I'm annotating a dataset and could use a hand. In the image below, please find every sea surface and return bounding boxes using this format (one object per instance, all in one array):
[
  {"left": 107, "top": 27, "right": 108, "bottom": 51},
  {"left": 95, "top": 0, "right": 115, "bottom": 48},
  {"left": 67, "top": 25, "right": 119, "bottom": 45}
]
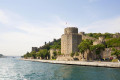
[{"left": 0, "top": 57, "right": 120, "bottom": 80}]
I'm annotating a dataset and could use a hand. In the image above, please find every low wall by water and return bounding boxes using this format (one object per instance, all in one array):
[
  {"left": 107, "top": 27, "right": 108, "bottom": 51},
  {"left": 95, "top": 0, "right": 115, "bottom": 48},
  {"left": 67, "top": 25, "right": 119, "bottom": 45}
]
[{"left": 21, "top": 59, "right": 120, "bottom": 68}]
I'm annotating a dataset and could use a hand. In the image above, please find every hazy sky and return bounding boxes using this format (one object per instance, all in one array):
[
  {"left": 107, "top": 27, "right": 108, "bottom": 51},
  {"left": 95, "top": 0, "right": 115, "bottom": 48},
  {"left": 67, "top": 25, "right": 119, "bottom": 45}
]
[{"left": 0, "top": 0, "right": 120, "bottom": 56}]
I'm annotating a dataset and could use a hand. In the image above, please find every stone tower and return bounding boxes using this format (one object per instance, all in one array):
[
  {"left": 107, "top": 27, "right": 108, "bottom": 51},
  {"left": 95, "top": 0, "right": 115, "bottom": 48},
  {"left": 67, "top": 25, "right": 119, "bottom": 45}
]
[
  {"left": 61, "top": 27, "right": 82, "bottom": 55},
  {"left": 32, "top": 47, "right": 38, "bottom": 52}
]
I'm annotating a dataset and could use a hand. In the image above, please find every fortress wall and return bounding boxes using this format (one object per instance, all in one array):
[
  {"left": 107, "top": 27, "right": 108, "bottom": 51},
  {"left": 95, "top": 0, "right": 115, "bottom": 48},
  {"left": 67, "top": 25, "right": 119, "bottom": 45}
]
[
  {"left": 50, "top": 49, "right": 60, "bottom": 59},
  {"left": 77, "top": 35, "right": 82, "bottom": 46},
  {"left": 72, "top": 34, "right": 82, "bottom": 53},
  {"left": 101, "top": 47, "right": 120, "bottom": 58},
  {"left": 76, "top": 47, "right": 120, "bottom": 61},
  {"left": 32, "top": 47, "right": 38, "bottom": 52},
  {"left": 79, "top": 34, "right": 97, "bottom": 41},
  {"left": 61, "top": 34, "right": 72, "bottom": 55},
  {"left": 50, "top": 49, "right": 56, "bottom": 59},
  {"left": 101, "top": 48, "right": 112, "bottom": 58},
  {"left": 93, "top": 41, "right": 102, "bottom": 45}
]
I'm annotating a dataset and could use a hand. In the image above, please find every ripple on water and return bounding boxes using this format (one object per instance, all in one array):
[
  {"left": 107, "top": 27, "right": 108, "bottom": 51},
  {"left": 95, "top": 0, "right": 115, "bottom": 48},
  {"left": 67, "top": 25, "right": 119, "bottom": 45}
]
[{"left": 0, "top": 58, "right": 120, "bottom": 80}]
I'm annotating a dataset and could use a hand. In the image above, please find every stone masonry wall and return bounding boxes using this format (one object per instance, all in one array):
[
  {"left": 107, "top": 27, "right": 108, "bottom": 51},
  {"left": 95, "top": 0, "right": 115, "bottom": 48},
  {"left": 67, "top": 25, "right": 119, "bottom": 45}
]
[
  {"left": 50, "top": 49, "right": 60, "bottom": 59},
  {"left": 32, "top": 47, "right": 38, "bottom": 52},
  {"left": 61, "top": 27, "right": 82, "bottom": 55},
  {"left": 101, "top": 47, "right": 120, "bottom": 58}
]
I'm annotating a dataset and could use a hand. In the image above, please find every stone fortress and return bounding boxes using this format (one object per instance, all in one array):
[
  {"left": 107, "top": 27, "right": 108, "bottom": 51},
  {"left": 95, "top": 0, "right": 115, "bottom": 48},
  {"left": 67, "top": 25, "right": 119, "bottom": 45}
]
[
  {"left": 56, "top": 27, "right": 119, "bottom": 61},
  {"left": 56, "top": 27, "right": 102, "bottom": 61},
  {"left": 31, "top": 27, "right": 120, "bottom": 61}
]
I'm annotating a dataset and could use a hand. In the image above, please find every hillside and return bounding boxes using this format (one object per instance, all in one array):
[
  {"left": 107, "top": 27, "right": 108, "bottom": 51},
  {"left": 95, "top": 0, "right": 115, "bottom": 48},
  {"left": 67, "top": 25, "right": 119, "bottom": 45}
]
[{"left": 0, "top": 54, "right": 3, "bottom": 58}]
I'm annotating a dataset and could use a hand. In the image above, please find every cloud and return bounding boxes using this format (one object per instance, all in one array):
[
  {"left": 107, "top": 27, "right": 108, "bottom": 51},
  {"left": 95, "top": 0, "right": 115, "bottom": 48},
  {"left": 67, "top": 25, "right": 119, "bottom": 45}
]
[
  {"left": 81, "top": 16, "right": 120, "bottom": 33},
  {"left": 0, "top": 9, "right": 67, "bottom": 56},
  {"left": 0, "top": 10, "right": 9, "bottom": 24},
  {"left": 0, "top": 8, "right": 120, "bottom": 56}
]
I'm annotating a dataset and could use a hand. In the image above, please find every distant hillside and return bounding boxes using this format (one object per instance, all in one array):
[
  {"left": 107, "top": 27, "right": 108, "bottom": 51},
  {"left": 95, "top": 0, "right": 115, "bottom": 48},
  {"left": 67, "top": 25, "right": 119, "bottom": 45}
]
[
  {"left": 0, "top": 54, "right": 3, "bottom": 58},
  {"left": 85, "top": 32, "right": 120, "bottom": 39}
]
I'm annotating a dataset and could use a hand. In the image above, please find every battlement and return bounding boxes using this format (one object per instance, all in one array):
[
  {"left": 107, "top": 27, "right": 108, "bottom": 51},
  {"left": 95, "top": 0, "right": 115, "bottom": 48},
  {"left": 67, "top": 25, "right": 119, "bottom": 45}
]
[
  {"left": 79, "top": 32, "right": 85, "bottom": 35},
  {"left": 66, "top": 27, "right": 78, "bottom": 29},
  {"left": 64, "top": 27, "right": 78, "bottom": 34}
]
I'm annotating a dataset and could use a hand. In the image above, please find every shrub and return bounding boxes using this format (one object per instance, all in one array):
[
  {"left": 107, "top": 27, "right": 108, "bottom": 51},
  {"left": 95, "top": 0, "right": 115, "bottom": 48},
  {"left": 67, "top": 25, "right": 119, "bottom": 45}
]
[{"left": 70, "top": 52, "right": 75, "bottom": 57}]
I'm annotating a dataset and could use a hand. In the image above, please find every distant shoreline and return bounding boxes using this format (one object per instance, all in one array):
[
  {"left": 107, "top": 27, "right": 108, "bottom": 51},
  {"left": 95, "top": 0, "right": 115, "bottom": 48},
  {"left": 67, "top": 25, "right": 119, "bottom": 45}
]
[{"left": 21, "top": 58, "right": 120, "bottom": 68}]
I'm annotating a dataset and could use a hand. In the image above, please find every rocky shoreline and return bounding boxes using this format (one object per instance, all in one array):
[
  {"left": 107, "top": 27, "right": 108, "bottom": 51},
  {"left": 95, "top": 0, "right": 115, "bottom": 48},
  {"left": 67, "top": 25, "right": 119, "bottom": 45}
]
[{"left": 21, "top": 58, "right": 120, "bottom": 68}]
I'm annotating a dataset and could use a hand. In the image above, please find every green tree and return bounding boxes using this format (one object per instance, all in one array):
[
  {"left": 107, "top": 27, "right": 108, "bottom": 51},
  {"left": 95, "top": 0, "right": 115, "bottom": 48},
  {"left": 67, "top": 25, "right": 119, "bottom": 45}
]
[
  {"left": 70, "top": 52, "right": 75, "bottom": 57},
  {"left": 38, "top": 49, "right": 49, "bottom": 59},
  {"left": 23, "top": 52, "right": 31, "bottom": 58},
  {"left": 31, "top": 51, "right": 36, "bottom": 59},
  {"left": 111, "top": 48, "right": 120, "bottom": 59},
  {"left": 86, "top": 32, "right": 113, "bottom": 39},
  {"left": 50, "top": 39, "right": 61, "bottom": 49},
  {"left": 53, "top": 51, "right": 57, "bottom": 59},
  {"left": 78, "top": 39, "right": 93, "bottom": 58},
  {"left": 74, "top": 52, "right": 79, "bottom": 56},
  {"left": 106, "top": 38, "right": 120, "bottom": 48},
  {"left": 26, "top": 52, "right": 31, "bottom": 57},
  {"left": 90, "top": 44, "right": 105, "bottom": 59},
  {"left": 36, "top": 52, "right": 41, "bottom": 59}
]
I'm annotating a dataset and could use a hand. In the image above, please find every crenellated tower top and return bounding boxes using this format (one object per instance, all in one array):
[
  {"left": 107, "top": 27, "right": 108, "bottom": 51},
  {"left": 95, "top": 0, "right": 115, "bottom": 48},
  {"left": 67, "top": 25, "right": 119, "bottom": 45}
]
[{"left": 64, "top": 27, "right": 78, "bottom": 34}]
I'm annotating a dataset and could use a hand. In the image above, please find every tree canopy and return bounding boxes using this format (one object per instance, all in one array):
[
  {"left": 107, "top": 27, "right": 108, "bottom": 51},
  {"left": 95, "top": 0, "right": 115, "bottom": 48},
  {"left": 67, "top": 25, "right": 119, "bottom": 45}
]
[
  {"left": 111, "top": 48, "right": 120, "bottom": 58},
  {"left": 106, "top": 38, "right": 120, "bottom": 48},
  {"left": 50, "top": 40, "right": 61, "bottom": 49},
  {"left": 90, "top": 44, "right": 105, "bottom": 55},
  {"left": 78, "top": 39, "right": 93, "bottom": 53},
  {"left": 86, "top": 33, "right": 113, "bottom": 39}
]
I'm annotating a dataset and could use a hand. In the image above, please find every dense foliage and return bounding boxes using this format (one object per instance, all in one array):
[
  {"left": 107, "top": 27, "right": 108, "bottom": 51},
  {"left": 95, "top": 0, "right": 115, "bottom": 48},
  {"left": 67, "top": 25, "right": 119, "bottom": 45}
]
[
  {"left": 52, "top": 51, "right": 57, "bottom": 59},
  {"left": 23, "top": 39, "right": 61, "bottom": 59},
  {"left": 78, "top": 39, "right": 93, "bottom": 58},
  {"left": 23, "top": 52, "right": 31, "bottom": 58},
  {"left": 23, "top": 49, "right": 49, "bottom": 59},
  {"left": 70, "top": 52, "right": 75, "bottom": 57},
  {"left": 111, "top": 48, "right": 120, "bottom": 58},
  {"left": 78, "top": 39, "right": 93, "bottom": 53},
  {"left": 90, "top": 44, "right": 105, "bottom": 55},
  {"left": 106, "top": 38, "right": 120, "bottom": 48},
  {"left": 86, "top": 33, "right": 113, "bottom": 39},
  {"left": 50, "top": 39, "right": 61, "bottom": 49},
  {"left": 78, "top": 39, "right": 105, "bottom": 59},
  {"left": 37, "top": 49, "right": 49, "bottom": 59}
]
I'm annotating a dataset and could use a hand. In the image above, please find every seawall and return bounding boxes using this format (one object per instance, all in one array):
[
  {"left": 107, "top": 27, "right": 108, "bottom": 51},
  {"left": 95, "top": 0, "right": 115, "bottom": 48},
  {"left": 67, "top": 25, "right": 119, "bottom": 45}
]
[{"left": 21, "top": 59, "right": 120, "bottom": 68}]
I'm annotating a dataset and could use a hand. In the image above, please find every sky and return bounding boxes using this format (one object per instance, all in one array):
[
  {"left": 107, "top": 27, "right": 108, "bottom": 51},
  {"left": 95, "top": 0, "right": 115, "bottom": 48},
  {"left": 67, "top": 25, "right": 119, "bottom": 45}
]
[{"left": 0, "top": 0, "right": 120, "bottom": 56}]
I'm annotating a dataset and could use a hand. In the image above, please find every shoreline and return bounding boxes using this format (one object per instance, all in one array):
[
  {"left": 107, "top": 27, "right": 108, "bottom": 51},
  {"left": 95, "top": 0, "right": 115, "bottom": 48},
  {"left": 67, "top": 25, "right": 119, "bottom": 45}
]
[{"left": 21, "top": 58, "right": 120, "bottom": 68}]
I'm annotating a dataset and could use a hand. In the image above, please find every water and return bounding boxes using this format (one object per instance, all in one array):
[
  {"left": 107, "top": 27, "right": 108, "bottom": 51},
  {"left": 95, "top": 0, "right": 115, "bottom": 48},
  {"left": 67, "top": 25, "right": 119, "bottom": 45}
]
[{"left": 0, "top": 57, "right": 120, "bottom": 80}]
